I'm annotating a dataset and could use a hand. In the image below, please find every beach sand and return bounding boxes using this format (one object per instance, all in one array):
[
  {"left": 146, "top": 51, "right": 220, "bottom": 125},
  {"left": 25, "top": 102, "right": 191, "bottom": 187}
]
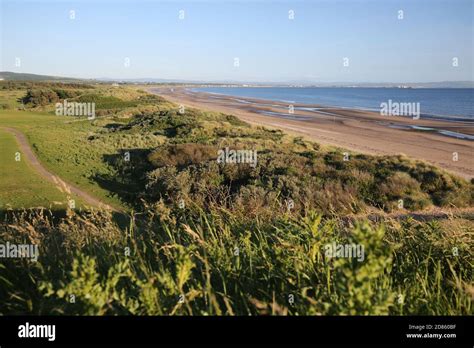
[{"left": 148, "top": 87, "right": 474, "bottom": 179}]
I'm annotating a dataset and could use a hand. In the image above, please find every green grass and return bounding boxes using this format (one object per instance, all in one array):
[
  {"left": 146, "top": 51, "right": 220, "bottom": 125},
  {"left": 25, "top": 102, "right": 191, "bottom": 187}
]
[
  {"left": 0, "top": 129, "right": 84, "bottom": 210},
  {"left": 0, "top": 109, "right": 126, "bottom": 210},
  {"left": 0, "top": 208, "right": 471, "bottom": 315},
  {"left": 0, "top": 90, "right": 24, "bottom": 109},
  {"left": 0, "top": 85, "right": 172, "bottom": 211},
  {"left": 0, "top": 83, "right": 472, "bottom": 316}
]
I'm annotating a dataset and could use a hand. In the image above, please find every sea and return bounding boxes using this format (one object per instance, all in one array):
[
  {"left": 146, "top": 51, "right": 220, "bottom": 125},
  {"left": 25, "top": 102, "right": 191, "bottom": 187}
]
[{"left": 192, "top": 87, "right": 474, "bottom": 121}]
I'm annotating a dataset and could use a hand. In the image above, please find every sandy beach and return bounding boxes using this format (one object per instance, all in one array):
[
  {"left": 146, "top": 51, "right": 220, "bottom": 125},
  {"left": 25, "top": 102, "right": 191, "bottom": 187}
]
[{"left": 148, "top": 87, "right": 474, "bottom": 179}]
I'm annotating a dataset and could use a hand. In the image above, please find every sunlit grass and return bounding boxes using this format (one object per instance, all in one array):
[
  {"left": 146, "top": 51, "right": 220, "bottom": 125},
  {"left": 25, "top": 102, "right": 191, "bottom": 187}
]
[
  {"left": 0, "top": 208, "right": 471, "bottom": 315},
  {"left": 0, "top": 83, "right": 472, "bottom": 316},
  {"left": 0, "top": 129, "right": 84, "bottom": 209}
]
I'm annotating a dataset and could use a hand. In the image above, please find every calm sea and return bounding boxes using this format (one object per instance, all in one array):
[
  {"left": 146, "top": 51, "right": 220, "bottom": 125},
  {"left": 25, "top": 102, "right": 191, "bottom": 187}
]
[{"left": 192, "top": 87, "right": 474, "bottom": 121}]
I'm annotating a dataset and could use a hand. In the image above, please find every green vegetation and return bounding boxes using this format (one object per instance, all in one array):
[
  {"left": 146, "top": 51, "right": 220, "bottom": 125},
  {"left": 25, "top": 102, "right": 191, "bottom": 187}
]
[
  {"left": 0, "top": 110, "right": 127, "bottom": 210},
  {"left": 115, "top": 106, "right": 472, "bottom": 216},
  {"left": 0, "top": 130, "right": 83, "bottom": 210},
  {"left": 0, "top": 81, "right": 472, "bottom": 315},
  {"left": 0, "top": 208, "right": 471, "bottom": 315},
  {"left": 21, "top": 88, "right": 61, "bottom": 107}
]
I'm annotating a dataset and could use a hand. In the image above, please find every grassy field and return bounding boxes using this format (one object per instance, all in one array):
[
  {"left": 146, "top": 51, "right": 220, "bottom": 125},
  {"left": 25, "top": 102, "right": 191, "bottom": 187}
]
[
  {"left": 0, "top": 129, "right": 83, "bottom": 210},
  {"left": 0, "top": 81, "right": 472, "bottom": 316},
  {"left": 0, "top": 90, "right": 24, "bottom": 109},
  {"left": 0, "top": 109, "right": 126, "bottom": 210},
  {"left": 0, "top": 85, "right": 174, "bottom": 212}
]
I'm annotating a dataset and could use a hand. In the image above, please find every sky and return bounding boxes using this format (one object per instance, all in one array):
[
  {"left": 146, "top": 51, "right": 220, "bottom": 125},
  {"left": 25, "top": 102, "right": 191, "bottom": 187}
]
[{"left": 0, "top": 0, "right": 473, "bottom": 83}]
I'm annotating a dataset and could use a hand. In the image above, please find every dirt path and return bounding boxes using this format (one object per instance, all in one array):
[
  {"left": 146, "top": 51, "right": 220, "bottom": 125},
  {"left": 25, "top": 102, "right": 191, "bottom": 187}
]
[{"left": 1, "top": 127, "right": 116, "bottom": 211}]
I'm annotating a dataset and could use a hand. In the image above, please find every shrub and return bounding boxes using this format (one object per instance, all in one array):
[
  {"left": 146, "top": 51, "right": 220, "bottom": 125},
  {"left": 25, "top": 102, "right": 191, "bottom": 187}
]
[
  {"left": 326, "top": 223, "right": 395, "bottom": 315},
  {"left": 148, "top": 143, "right": 217, "bottom": 168},
  {"left": 21, "top": 89, "right": 59, "bottom": 107},
  {"left": 376, "top": 172, "right": 431, "bottom": 210}
]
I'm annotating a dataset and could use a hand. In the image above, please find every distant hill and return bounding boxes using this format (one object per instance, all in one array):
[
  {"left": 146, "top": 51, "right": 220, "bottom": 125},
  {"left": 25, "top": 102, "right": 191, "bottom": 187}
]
[
  {"left": 1, "top": 71, "right": 473, "bottom": 88},
  {"left": 97, "top": 77, "right": 474, "bottom": 88},
  {"left": 0, "top": 71, "right": 82, "bottom": 82}
]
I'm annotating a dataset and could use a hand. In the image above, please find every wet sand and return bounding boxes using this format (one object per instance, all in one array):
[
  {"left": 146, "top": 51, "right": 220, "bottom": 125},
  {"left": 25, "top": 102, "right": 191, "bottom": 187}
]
[{"left": 148, "top": 87, "right": 474, "bottom": 179}]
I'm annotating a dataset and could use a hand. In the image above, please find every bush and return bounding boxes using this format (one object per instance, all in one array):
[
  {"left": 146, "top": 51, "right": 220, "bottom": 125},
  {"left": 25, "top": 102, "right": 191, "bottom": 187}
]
[
  {"left": 21, "top": 89, "right": 59, "bottom": 107},
  {"left": 75, "top": 94, "right": 138, "bottom": 110},
  {"left": 52, "top": 88, "right": 83, "bottom": 99},
  {"left": 148, "top": 143, "right": 217, "bottom": 168},
  {"left": 376, "top": 172, "right": 431, "bottom": 210}
]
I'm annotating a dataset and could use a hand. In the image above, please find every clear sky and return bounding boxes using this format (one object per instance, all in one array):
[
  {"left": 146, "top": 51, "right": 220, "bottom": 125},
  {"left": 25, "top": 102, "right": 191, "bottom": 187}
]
[{"left": 1, "top": 0, "right": 472, "bottom": 83}]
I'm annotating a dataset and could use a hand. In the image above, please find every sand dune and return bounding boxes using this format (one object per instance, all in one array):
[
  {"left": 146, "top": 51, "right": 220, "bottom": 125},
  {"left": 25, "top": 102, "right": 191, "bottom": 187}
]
[{"left": 148, "top": 87, "right": 474, "bottom": 180}]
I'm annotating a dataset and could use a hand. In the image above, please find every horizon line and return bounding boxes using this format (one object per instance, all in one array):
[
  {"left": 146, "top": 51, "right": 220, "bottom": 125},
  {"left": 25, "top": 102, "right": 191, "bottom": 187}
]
[{"left": 1, "top": 71, "right": 474, "bottom": 86}]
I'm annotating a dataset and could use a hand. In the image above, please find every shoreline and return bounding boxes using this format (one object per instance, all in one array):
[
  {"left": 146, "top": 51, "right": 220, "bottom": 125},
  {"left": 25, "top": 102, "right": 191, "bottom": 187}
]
[
  {"left": 148, "top": 86, "right": 474, "bottom": 179},
  {"left": 192, "top": 88, "right": 474, "bottom": 124}
]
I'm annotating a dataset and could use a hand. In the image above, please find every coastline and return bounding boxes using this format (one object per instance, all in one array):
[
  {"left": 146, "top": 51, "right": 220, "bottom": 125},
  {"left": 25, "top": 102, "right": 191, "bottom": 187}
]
[
  {"left": 148, "top": 87, "right": 474, "bottom": 179},
  {"left": 191, "top": 87, "right": 474, "bottom": 124}
]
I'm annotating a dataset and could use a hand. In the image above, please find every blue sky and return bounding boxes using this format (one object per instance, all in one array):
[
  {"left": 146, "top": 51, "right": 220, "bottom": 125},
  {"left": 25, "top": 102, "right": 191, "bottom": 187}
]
[{"left": 1, "top": 0, "right": 472, "bottom": 82}]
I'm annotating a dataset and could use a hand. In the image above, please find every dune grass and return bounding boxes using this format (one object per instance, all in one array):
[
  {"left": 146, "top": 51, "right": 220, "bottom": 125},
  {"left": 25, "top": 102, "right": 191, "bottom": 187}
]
[
  {"left": 0, "top": 207, "right": 471, "bottom": 315},
  {"left": 0, "top": 82, "right": 472, "bottom": 316}
]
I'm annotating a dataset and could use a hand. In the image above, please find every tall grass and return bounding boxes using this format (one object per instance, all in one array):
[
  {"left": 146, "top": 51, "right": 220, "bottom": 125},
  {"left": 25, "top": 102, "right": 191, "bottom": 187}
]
[
  {"left": 0, "top": 207, "right": 471, "bottom": 315},
  {"left": 0, "top": 83, "right": 472, "bottom": 316}
]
